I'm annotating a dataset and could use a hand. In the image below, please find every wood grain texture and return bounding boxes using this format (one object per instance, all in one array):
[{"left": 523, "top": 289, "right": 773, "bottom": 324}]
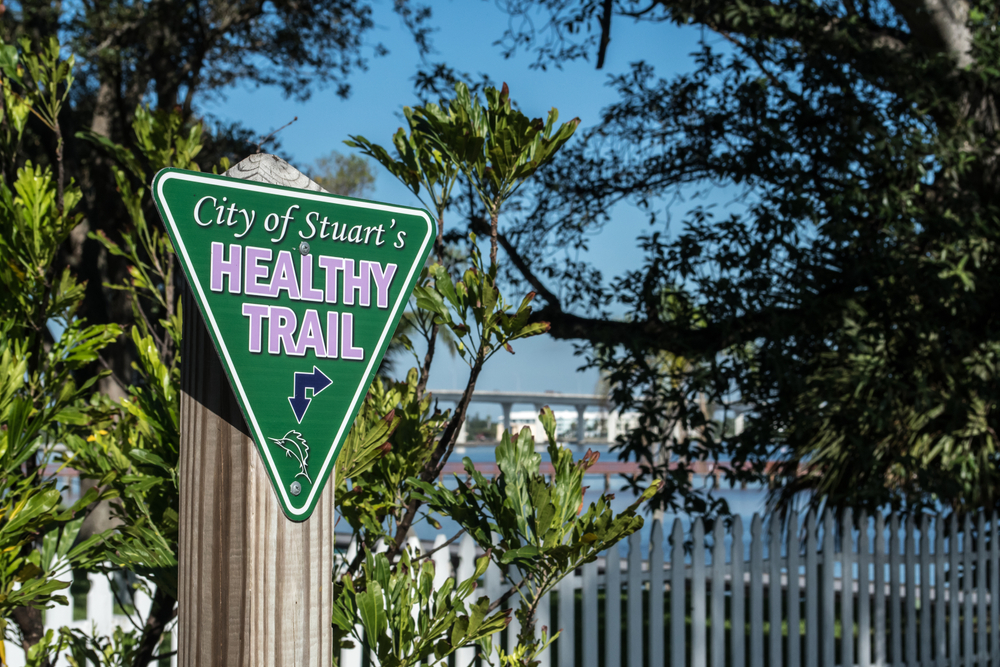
[
  {"left": 223, "top": 153, "right": 329, "bottom": 192},
  {"left": 178, "top": 154, "right": 334, "bottom": 667}
]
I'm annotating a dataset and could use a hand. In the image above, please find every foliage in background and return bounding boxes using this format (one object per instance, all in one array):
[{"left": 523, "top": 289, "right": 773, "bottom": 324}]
[
  {"left": 332, "top": 82, "right": 653, "bottom": 667},
  {"left": 310, "top": 151, "right": 376, "bottom": 199},
  {"left": 413, "top": 407, "right": 655, "bottom": 664},
  {"left": 0, "top": 0, "right": 436, "bottom": 409},
  {"left": 0, "top": 33, "right": 650, "bottom": 667},
  {"left": 480, "top": 0, "right": 1000, "bottom": 515},
  {"left": 0, "top": 36, "right": 122, "bottom": 667}
]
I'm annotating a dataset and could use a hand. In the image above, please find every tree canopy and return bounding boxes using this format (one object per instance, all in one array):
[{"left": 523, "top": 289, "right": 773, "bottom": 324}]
[
  {"left": 482, "top": 0, "right": 1000, "bottom": 513},
  {"left": 0, "top": 23, "right": 653, "bottom": 664},
  {"left": 0, "top": 0, "right": 431, "bottom": 399}
]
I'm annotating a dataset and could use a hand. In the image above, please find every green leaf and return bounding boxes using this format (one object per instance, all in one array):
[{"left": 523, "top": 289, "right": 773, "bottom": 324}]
[
  {"left": 498, "top": 545, "right": 540, "bottom": 564},
  {"left": 0, "top": 44, "right": 22, "bottom": 85}
]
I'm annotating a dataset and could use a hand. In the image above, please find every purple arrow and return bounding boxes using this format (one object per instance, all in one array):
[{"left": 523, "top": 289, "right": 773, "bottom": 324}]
[{"left": 288, "top": 366, "right": 332, "bottom": 424}]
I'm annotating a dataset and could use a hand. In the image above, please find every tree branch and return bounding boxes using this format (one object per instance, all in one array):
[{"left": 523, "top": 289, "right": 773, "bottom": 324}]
[
  {"left": 650, "top": 0, "right": 930, "bottom": 100},
  {"left": 132, "top": 586, "right": 177, "bottom": 667},
  {"left": 597, "top": 0, "right": 614, "bottom": 69},
  {"left": 412, "top": 529, "right": 465, "bottom": 563},
  {"left": 385, "top": 362, "right": 484, "bottom": 564},
  {"left": 489, "top": 225, "right": 560, "bottom": 307},
  {"left": 486, "top": 575, "right": 526, "bottom": 613}
]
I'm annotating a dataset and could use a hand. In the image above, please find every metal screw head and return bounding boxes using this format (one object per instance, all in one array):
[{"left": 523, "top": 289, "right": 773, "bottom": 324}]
[
  {"left": 298, "top": 241, "right": 311, "bottom": 255},
  {"left": 290, "top": 481, "right": 302, "bottom": 496}
]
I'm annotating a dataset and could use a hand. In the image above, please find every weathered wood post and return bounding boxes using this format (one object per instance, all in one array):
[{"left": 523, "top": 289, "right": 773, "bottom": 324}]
[
  {"left": 157, "top": 152, "right": 433, "bottom": 667},
  {"left": 177, "top": 155, "right": 334, "bottom": 667}
]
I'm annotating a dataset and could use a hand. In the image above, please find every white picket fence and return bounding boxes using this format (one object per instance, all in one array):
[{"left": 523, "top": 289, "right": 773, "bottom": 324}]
[
  {"left": 5, "top": 510, "right": 997, "bottom": 667},
  {"left": 341, "top": 509, "right": 1000, "bottom": 667},
  {"left": 3, "top": 573, "right": 178, "bottom": 667}
]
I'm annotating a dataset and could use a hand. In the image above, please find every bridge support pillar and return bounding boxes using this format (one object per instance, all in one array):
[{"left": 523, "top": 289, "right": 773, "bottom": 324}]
[
  {"left": 607, "top": 410, "right": 619, "bottom": 444},
  {"left": 576, "top": 404, "right": 587, "bottom": 445}
]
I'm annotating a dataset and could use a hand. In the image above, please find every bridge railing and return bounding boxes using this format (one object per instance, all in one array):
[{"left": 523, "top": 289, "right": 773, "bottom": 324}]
[{"left": 429, "top": 389, "right": 750, "bottom": 446}]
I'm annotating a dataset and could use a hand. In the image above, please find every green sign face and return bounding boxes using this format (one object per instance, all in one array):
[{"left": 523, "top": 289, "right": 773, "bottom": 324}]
[{"left": 152, "top": 169, "right": 435, "bottom": 520}]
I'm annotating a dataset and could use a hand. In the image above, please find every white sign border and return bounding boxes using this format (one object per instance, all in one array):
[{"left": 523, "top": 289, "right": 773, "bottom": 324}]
[{"left": 155, "top": 170, "right": 434, "bottom": 517}]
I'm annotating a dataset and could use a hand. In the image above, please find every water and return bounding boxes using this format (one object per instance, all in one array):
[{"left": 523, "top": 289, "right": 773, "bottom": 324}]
[
  {"left": 346, "top": 442, "right": 773, "bottom": 555},
  {"left": 337, "top": 442, "right": 965, "bottom": 586}
]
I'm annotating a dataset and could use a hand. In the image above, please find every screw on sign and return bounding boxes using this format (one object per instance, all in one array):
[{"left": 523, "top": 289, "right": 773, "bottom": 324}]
[{"left": 152, "top": 163, "right": 434, "bottom": 519}]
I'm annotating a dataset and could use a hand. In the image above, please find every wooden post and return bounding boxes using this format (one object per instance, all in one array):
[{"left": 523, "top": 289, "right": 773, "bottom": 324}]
[{"left": 178, "top": 154, "right": 335, "bottom": 667}]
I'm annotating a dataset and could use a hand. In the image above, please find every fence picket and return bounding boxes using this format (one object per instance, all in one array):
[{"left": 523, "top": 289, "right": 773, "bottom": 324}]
[
  {"left": 712, "top": 519, "right": 726, "bottom": 667},
  {"left": 977, "top": 512, "right": 987, "bottom": 665},
  {"left": 936, "top": 514, "right": 948, "bottom": 665},
  {"left": 732, "top": 515, "right": 745, "bottom": 667},
  {"left": 671, "top": 519, "right": 685, "bottom": 667},
  {"left": 951, "top": 513, "right": 961, "bottom": 665},
  {"left": 582, "top": 559, "right": 598, "bottom": 667},
  {"left": 559, "top": 565, "right": 575, "bottom": 667},
  {"left": 456, "top": 534, "right": 477, "bottom": 667},
  {"left": 46, "top": 596, "right": 73, "bottom": 667},
  {"left": 134, "top": 587, "right": 152, "bottom": 625},
  {"left": 842, "top": 508, "right": 855, "bottom": 667},
  {"left": 769, "top": 516, "right": 783, "bottom": 667},
  {"left": 920, "top": 515, "right": 931, "bottom": 667},
  {"left": 432, "top": 534, "right": 450, "bottom": 590},
  {"left": 891, "top": 514, "right": 901, "bottom": 666},
  {"left": 87, "top": 573, "right": 115, "bottom": 638},
  {"left": 25, "top": 509, "right": 1000, "bottom": 667},
  {"left": 805, "top": 511, "right": 818, "bottom": 667},
  {"left": 964, "top": 514, "right": 974, "bottom": 667},
  {"left": 46, "top": 596, "right": 73, "bottom": 631},
  {"left": 607, "top": 541, "right": 622, "bottom": 667},
  {"left": 992, "top": 511, "right": 999, "bottom": 667},
  {"left": 508, "top": 566, "right": 523, "bottom": 655},
  {"left": 341, "top": 542, "right": 363, "bottom": 667},
  {"left": 650, "top": 520, "right": 665, "bottom": 667},
  {"left": 821, "top": 510, "right": 834, "bottom": 667},
  {"left": 408, "top": 534, "right": 426, "bottom": 632},
  {"left": 749, "top": 515, "right": 763, "bottom": 667},
  {"left": 906, "top": 515, "right": 917, "bottom": 667},
  {"left": 538, "top": 585, "right": 552, "bottom": 667},
  {"left": 874, "top": 513, "right": 886, "bottom": 667},
  {"left": 486, "top": 555, "right": 504, "bottom": 656},
  {"left": 171, "top": 619, "right": 178, "bottom": 667},
  {"left": 628, "top": 530, "right": 643, "bottom": 667},
  {"left": 692, "top": 519, "right": 707, "bottom": 667},
  {"left": 858, "top": 511, "right": 871, "bottom": 667},
  {"left": 787, "top": 512, "right": 801, "bottom": 667}
]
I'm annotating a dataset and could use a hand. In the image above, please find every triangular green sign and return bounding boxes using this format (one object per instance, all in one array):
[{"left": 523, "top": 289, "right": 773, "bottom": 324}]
[{"left": 152, "top": 168, "right": 435, "bottom": 520}]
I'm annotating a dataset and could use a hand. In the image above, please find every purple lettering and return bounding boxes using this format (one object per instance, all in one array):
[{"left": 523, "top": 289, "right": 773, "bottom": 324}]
[
  {"left": 318, "top": 256, "right": 344, "bottom": 304},
  {"left": 269, "top": 307, "right": 298, "bottom": 355},
  {"left": 341, "top": 313, "right": 364, "bottom": 360},
  {"left": 294, "top": 309, "right": 327, "bottom": 357},
  {"left": 342, "top": 259, "right": 371, "bottom": 307},
  {"left": 299, "top": 255, "right": 324, "bottom": 303},
  {"left": 370, "top": 262, "right": 397, "bottom": 309},
  {"left": 242, "top": 303, "right": 269, "bottom": 353},
  {"left": 245, "top": 246, "right": 273, "bottom": 298},
  {"left": 269, "top": 250, "right": 301, "bottom": 300},
  {"left": 325, "top": 311, "right": 339, "bottom": 359},
  {"left": 210, "top": 242, "right": 242, "bottom": 294}
]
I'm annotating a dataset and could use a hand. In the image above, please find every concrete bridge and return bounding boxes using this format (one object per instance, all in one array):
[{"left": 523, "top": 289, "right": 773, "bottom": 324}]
[
  {"left": 429, "top": 389, "right": 749, "bottom": 444},
  {"left": 428, "top": 389, "right": 625, "bottom": 444}
]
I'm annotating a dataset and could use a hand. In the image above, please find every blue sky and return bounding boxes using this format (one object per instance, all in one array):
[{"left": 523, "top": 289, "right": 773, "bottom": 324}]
[{"left": 200, "top": 1, "right": 711, "bottom": 398}]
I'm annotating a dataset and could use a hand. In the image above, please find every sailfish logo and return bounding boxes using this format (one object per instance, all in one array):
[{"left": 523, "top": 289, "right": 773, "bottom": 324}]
[{"left": 269, "top": 430, "right": 312, "bottom": 484}]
